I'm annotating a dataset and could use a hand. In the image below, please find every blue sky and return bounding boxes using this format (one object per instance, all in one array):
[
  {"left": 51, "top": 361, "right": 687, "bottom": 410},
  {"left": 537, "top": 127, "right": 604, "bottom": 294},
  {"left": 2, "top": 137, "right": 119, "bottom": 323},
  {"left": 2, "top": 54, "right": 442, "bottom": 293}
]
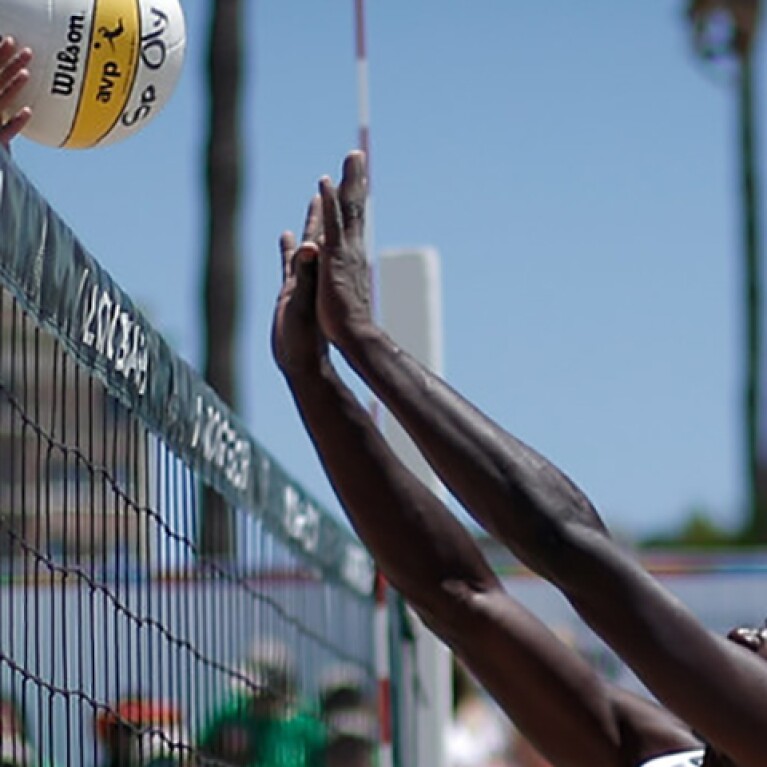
[{"left": 13, "top": 3, "right": 767, "bottom": 539}]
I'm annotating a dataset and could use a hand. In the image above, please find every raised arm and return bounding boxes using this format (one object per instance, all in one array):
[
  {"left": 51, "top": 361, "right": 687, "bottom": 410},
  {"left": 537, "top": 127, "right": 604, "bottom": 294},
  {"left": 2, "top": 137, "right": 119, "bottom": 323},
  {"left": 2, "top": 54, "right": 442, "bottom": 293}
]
[
  {"left": 313, "top": 152, "right": 767, "bottom": 767},
  {"left": 271, "top": 194, "right": 700, "bottom": 767}
]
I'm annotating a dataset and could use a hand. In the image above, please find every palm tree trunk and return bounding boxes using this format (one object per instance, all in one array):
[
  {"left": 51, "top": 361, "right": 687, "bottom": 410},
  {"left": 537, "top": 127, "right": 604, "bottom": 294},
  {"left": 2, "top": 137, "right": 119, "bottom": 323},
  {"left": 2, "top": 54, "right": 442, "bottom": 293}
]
[
  {"left": 200, "top": 0, "right": 244, "bottom": 558},
  {"left": 739, "top": 51, "right": 765, "bottom": 542}
]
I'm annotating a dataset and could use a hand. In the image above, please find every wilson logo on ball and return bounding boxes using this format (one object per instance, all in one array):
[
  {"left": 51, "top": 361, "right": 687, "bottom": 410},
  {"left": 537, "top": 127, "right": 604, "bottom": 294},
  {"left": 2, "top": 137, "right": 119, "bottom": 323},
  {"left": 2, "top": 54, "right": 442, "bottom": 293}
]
[{"left": 0, "top": 0, "right": 186, "bottom": 149}]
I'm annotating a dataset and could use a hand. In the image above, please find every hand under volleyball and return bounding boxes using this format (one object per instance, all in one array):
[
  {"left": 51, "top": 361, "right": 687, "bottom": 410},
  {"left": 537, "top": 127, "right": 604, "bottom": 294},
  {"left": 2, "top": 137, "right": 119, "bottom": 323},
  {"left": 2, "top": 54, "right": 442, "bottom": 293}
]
[
  {"left": 272, "top": 196, "right": 329, "bottom": 376},
  {"left": 316, "top": 152, "right": 373, "bottom": 346},
  {"left": 0, "top": 37, "right": 32, "bottom": 150}
]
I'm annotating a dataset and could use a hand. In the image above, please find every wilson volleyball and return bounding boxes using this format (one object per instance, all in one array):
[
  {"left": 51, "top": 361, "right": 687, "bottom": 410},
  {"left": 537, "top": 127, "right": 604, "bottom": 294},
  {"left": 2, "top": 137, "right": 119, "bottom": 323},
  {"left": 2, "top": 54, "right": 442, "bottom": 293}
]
[{"left": 0, "top": 0, "right": 186, "bottom": 149}]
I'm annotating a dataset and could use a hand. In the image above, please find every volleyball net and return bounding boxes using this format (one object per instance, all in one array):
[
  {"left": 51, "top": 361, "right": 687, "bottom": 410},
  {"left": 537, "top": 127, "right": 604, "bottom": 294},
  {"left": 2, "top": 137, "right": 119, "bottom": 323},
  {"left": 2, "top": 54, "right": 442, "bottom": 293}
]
[{"left": 0, "top": 148, "right": 393, "bottom": 767}]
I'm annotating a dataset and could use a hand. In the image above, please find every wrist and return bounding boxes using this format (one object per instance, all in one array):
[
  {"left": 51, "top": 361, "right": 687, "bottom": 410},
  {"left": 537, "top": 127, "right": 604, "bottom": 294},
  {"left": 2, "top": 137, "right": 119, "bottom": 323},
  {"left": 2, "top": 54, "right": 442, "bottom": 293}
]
[
  {"left": 333, "top": 317, "right": 384, "bottom": 359},
  {"left": 283, "top": 353, "right": 335, "bottom": 389}
]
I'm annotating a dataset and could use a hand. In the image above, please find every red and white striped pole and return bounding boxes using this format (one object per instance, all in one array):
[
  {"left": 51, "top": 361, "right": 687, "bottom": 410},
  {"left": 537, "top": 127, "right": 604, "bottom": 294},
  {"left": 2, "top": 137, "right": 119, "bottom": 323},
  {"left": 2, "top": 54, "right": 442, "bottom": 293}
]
[
  {"left": 355, "top": 0, "right": 371, "bottom": 165},
  {"left": 354, "top": 0, "right": 376, "bottom": 285},
  {"left": 354, "top": 6, "right": 392, "bottom": 766},
  {"left": 374, "top": 571, "right": 394, "bottom": 767}
]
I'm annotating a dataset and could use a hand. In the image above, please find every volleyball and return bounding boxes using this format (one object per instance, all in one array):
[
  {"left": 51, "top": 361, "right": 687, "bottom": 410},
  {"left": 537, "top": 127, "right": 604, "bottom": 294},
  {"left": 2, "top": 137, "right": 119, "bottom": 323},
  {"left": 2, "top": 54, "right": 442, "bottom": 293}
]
[{"left": 0, "top": 0, "right": 186, "bottom": 149}]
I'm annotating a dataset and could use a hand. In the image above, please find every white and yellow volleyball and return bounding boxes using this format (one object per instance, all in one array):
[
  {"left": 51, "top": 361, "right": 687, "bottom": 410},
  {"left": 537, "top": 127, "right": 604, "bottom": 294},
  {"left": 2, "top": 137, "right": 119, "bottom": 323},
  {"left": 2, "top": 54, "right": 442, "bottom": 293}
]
[{"left": 0, "top": 0, "right": 186, "bottom": 149}]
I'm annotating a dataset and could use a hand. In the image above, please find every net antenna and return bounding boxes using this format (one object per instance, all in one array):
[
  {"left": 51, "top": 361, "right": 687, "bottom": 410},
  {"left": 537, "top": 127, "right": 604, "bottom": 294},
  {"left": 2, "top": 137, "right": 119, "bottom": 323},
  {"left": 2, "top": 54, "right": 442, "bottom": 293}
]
[
  {"left": 354, "top": 0, "right": 377, "bottom": 300},
  {"left": 353, "top": 5, "right": 397, "bottom": 767}
]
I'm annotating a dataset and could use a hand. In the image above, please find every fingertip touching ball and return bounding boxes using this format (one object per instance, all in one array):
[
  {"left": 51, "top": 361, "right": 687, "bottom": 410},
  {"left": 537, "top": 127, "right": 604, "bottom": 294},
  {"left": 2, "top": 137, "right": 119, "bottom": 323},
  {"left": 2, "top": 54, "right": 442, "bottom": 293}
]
[{"left": 0, "top": 0, "right": 186, "bottom": 149}]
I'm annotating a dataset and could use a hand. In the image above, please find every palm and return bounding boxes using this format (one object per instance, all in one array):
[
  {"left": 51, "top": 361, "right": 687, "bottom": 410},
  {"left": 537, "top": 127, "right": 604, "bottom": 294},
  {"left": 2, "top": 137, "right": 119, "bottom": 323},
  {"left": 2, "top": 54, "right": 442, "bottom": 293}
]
[
  {"left": 316, "top": 153, "right": 373, "bottom": 344},
  {"left": 0, "top": 38, "right": 33, "bottom": 150},
  {"left": 271, "top": 257, "right": 323, "bottom": 374},
  {"left": 317, "top": 240, "right": 370, "bottom": 341},
  {"left": 271, "top": 199, "right": 327, "bottom": 376}
]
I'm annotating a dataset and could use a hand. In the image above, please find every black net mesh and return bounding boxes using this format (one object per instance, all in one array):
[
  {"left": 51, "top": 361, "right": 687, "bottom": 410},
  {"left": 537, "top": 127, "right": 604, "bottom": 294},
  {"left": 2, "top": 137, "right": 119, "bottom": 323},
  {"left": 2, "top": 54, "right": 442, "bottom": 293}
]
[{"left": 0, "top": 152, "right": 378, "bottom": 767}]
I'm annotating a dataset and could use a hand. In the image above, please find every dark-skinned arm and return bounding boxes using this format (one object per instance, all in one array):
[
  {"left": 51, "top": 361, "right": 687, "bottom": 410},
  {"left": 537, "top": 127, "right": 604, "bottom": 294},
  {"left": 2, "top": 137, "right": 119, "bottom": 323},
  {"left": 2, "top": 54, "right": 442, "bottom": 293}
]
[
  {"left": 314, "top": 153, "right": 767, "bottom": 767},
  {"left": 272, "top": 195, "right": 699, "bottom": 767},
  {"left": 284, "top": 357, "right": 698, "bottom": 767}
]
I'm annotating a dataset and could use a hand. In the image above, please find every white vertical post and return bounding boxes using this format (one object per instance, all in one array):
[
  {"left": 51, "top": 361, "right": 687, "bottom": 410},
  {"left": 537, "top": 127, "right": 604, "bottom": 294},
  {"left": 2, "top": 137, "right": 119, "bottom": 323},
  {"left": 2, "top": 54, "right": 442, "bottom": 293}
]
[{"left": 378, "top": 248, "right": 450, "bottom": 767}]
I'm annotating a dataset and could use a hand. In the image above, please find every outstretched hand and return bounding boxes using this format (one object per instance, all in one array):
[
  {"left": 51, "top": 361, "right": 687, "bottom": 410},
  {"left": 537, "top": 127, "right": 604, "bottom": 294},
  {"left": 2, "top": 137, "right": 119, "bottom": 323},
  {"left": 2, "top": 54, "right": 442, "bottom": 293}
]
[
  {"left": 0, "top": 37, "right": 32, "bottom": 151},
  {"left": 316, "top": 151, "right": 373, "bottom": 346},
  {"left": 271, "top": 195, "right": 328, "bottom": 376}
]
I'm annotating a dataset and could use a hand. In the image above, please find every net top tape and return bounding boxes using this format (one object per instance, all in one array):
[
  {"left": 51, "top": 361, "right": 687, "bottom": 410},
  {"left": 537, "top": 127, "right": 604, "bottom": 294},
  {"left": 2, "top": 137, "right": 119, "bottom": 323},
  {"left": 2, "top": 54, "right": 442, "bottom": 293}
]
[{"left": 0, "top": 149, "right": 374, "bottom": 598}]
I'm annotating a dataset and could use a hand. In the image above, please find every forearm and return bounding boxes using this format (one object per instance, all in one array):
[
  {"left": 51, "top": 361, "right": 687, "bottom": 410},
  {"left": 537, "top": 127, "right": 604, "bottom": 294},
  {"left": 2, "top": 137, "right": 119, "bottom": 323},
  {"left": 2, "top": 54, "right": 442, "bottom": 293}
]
[
  {"left": 283, "top": 360, "right": 671, "bottom": 767},
  {"left": 283, "top": 357, "right": 500, "bottom": 618},
  {"left": 335, "top": 322, "right": 610, "bottom": 587},
  {"left": 331, "top": 324, "right": 767, "bottom": 763}
]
